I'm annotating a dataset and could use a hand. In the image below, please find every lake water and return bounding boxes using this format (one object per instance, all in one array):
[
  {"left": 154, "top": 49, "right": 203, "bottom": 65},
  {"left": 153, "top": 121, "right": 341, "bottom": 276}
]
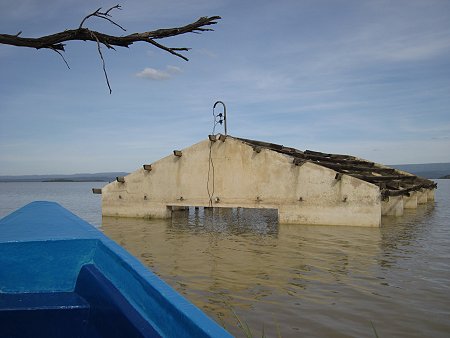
[{"left": 1, "top": 181, "right": 449, "bottom": 337}]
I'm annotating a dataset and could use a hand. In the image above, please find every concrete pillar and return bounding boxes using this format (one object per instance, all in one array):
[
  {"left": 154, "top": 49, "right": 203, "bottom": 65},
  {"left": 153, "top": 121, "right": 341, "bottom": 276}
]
[
  {"left": 381, "top": 196, "right": 404, "bottom": 216},
  {"left": 417, "top": 190, "right": 428, "bottom": 204},
  {"left": 403, "top": 191, "right": 418, "bottom": 209},
  {"left": 427, "top": 189, "right": 435, "bottom": 202}
]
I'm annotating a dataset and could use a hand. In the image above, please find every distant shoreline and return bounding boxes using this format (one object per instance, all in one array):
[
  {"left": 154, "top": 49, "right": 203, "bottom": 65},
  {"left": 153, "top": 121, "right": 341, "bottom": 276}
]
[
  {"left": 0, "top": 172, "right": 128, "bottom": 183},
  {"left": 0, "top": 179, "right": 110, "bottom": 183},
  {"left": 1, "top": 164, "right": 449, "bottom": 182},
  {"left": 42, "top": 179, "right": 109, "bottom": 183}
]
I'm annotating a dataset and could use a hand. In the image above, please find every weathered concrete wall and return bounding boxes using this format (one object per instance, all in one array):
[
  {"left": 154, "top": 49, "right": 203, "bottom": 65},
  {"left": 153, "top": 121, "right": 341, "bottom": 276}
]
[
  {"left": 417, "top": 190, "right": 428, "bottom": 204},
  {"left": 427, "top": 189, "right": 435, "bottom": 201},
  {"left": 381, "top": 196, "right": 404, "bottom": 216},
  {"left": 403, "top": 192, "right": 418, "bottom": 209},
  {"left": 102, "top": 137, "right": 382, "bottom": 226}
]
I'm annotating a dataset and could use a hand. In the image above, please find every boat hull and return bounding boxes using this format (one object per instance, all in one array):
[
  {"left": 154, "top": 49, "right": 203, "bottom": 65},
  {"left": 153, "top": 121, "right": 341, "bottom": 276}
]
[{"left": 0, "top": 201, "right": 232, "bottom": 338}]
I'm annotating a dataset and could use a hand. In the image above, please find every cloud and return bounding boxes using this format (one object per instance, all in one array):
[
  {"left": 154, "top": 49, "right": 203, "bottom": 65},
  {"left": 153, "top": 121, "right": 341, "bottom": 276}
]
[{"left": 135, "top": 65, "right": 182, "bottom": 80}]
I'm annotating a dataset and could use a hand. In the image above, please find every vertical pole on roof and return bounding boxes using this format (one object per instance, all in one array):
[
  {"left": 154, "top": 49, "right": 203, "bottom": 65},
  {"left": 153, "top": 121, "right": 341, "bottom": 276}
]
[{"left": 213, "top": 101, "right": 227, "bottom": 135}]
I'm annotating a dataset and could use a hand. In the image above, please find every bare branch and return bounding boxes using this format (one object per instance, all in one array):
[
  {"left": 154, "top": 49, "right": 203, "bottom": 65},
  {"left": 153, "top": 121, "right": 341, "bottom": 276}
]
[
  {"left": 0, "top": 6, "right": 220, "bottom": 92},
  {"left": 90, "top": 31, "right": 112, "bottom": 94},
  {"left": 0, "top": 15, "right": 220, "bottom": 58},
  {"left": 146, "top": 39, "right": 190, "bottom": 61},
  {"left": 79, "top": 5, "right": 125, "bottom": 31},
  {"left": 104, "top": 4, "right": 122, "bottom": 16},
  {"left": 50, "top": 47, "right": 70, "bottom": 69},
  {"left": 79, "top": 7, "right": 102, "bottom": 29},
  {"left": 136, "top": 16, "right": 221, "bottom": 40}
]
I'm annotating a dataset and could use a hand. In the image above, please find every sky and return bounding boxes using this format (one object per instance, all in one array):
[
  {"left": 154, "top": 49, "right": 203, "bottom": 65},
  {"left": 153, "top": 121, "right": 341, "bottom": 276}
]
[{"left": 1, "top": 0, "right": 449, "bottom": 175}]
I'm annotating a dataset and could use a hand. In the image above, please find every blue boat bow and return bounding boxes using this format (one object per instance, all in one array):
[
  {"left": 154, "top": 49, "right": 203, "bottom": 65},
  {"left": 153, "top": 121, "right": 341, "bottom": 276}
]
[{"left": 0, "top": 201, "right": 233, "bottom": 338}]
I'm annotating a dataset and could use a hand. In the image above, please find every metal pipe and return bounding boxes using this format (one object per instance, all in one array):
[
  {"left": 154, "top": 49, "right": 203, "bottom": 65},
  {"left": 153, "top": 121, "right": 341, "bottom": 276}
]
[{"left": 213, "top": 101, "right": 227, "bottom": 135}]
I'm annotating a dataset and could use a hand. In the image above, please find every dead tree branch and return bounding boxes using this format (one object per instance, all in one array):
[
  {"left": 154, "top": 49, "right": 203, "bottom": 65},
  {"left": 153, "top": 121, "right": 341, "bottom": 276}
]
[
  {"left": 0, "top": 5, "right": 220, "bottom": 92},
  {"left": 78, "top": 4, "right": 125, "bottom": 31},
  {"left": 0, "top": 12, "right": 220, "bottom": 56},
  {"left": 90, "top": 31, "right": 112, "bottom": 94}
]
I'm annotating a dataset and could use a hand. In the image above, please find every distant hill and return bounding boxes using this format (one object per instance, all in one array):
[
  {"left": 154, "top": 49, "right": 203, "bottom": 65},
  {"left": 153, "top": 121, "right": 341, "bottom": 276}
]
[
  {"left": 1, "top": 163, "right": 449, "bottom": 181},
  {"left": 389, "top": 163, "right": 450, "bottom": 179},
  {"left": 0, "top": 172, "right": 129, "bottom": 182}
]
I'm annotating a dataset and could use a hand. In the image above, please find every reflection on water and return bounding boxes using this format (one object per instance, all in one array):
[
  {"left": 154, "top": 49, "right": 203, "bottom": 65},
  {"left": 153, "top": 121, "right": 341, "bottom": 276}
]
[
  {"left": 2, "top": 181, "right": 448, "bottom": 336},
  {"left": 102, "top": 183, "right": 450, "bottom": 338}
]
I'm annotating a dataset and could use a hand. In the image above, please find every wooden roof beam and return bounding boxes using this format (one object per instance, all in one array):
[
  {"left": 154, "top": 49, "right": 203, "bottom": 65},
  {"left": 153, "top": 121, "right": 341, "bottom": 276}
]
[
  {"left": 312, "top": 161, "right": 395, "bottom": 173},
  {"left": 293, "top": 153, "right": 375, "bottom": 166},
  {"left": 304, "top": 149, "right": 353, "bottom": 160},
  {"left": 353, "top": 175, "right": 417, "bottom": 182}
]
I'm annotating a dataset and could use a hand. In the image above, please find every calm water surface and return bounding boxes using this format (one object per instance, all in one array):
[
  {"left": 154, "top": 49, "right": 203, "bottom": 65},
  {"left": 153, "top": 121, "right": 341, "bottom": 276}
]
[
  {"left": 0, "top": 182, "right": 103, "bottom": 226},
  {"left": 1, "top": 180, "right": 449, "bottom": 337}
]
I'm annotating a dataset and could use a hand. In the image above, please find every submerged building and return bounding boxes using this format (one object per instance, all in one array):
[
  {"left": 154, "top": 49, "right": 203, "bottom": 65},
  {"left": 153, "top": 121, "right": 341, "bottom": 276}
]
[{"left": 99, "top": 135, "right": 436, "bottom": 227}]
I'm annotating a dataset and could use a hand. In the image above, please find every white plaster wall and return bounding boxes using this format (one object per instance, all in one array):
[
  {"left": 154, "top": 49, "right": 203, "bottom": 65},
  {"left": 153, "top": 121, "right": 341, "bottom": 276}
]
[{"left": 102, "top": 137, "right": 382, "bottom": 226}]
